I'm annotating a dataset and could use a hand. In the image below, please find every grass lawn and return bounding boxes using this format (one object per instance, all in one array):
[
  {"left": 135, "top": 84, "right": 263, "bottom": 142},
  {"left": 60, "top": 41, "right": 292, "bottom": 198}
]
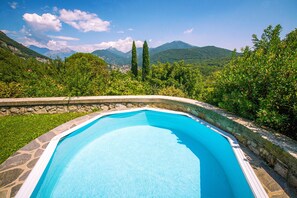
[{"left": 0, "top": 112, "right": 87, "bottom": 164}]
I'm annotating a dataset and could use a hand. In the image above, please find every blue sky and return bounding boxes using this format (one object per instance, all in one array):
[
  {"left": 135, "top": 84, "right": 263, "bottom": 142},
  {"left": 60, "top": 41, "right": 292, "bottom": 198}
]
[{"left": 0, "top": 0, "right": 296, "bottom": 52}]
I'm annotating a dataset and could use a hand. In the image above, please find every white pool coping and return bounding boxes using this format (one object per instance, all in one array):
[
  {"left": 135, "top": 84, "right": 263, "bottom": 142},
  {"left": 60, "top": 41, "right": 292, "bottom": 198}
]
[{"left": 16, "top": 107, "right": 268, "bottom": 198}]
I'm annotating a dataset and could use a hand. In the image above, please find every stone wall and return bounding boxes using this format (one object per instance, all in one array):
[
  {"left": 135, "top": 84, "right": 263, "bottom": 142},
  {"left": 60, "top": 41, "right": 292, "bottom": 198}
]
[
  {"left": 0, "top": 103, "right": 143, "bottom": 116},
  {"left": 0, "top": 95, "right": 296, "bottom": 188}
]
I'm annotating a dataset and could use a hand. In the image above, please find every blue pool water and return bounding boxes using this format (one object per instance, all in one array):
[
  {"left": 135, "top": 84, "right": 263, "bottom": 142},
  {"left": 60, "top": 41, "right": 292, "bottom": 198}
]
[{"left": 32, "top": 110, "right": 254, "bottom": 197}]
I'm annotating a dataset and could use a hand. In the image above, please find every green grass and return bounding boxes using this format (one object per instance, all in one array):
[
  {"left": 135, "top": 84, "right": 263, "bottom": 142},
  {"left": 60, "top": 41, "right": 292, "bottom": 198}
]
[{"left": 0, "top": 112, "right": 87, "bottom": 164}]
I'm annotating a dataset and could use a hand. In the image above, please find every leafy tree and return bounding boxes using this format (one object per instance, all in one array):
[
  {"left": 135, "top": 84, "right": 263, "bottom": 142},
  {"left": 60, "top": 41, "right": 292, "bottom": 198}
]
[
  {"left": 209, "top": 25, "right": 297, "bottom": 139},
  {"left": 150, "top": 61, "right": 203, "bottom": 99},
  {"left": 142, "top": 40, "right": 150, "bottom": 81},
  {"left": 157, "top": 86, "right": 186, "bottom": 97},
  {"left": 131, "top": 41, "right": 138, "bottom": 77},
  {"left": 105, "top": 70, "right": 150, "bottom": 95},
  {"left": 0, "top": 82, "right": 24, "bottom": 98},
  {"left": 62, "top": 53, "right": 109, "bottom": 96}
]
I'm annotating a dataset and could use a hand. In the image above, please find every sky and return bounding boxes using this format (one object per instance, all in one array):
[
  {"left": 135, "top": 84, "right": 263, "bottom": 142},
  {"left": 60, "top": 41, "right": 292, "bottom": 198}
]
[{"left": 0, "top": 0, "right": 296, "bottom": 52}]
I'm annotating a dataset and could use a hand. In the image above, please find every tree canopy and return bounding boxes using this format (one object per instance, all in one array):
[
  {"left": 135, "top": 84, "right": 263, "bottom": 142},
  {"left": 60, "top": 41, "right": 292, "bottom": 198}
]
[{"left": 209, "top": 25, "right": 297, "bottom": 139}]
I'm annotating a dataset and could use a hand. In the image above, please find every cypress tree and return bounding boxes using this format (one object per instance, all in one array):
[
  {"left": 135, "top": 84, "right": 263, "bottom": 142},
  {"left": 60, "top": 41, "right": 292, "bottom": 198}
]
[
  {"left": 142, "top": 40, "right": 150, "bottom": 81},
  {"left": 131, "top": 41, "right": 138, "bottom": 77}
]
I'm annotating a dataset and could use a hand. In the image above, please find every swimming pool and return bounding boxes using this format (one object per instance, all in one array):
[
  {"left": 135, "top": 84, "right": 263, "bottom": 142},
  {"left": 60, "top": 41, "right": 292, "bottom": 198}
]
[{"left": 17, "top": 108, "right": 267, "bottom": 197}]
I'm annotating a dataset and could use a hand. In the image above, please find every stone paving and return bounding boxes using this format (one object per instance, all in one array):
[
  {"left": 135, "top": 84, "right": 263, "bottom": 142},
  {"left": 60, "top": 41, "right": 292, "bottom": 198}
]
[
  {"left": 241, "top": 145, "right": 297, "bottom": 198},
  {"left": 0, "top": 106, "right": 296, "bottom": 198}
]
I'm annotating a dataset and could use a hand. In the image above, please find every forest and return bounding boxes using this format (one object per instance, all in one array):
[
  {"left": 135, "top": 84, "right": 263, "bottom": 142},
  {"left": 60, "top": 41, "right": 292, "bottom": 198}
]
[{"left": 0, "top": 25, "right": 296, "bottom": 140}]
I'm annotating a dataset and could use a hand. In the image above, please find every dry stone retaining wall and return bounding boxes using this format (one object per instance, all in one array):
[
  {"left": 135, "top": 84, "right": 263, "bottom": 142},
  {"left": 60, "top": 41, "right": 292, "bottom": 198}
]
[{"left": 0, "top": 95, "right": 296, "bottom": 188}]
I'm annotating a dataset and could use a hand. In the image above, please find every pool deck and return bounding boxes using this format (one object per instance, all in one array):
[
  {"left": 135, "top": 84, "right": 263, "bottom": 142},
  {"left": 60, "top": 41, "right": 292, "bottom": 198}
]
[{"left": 0, "top": 108, "right": 296, "bottom": 198}]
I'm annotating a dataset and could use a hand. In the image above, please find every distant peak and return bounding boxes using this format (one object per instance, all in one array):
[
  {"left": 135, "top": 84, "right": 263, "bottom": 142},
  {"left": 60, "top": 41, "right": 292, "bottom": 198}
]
[
  {"left": 171, "top": 40, "right": 188, "bottom": 44},
  {"left": 107, "top": 47, "right": 121, "bottom": 52}
]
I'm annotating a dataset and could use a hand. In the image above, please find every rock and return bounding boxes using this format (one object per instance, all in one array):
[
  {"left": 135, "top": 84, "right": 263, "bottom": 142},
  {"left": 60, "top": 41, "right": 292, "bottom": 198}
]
[
  {"left": 56, "top": 106, "right": 67, "bottom": 113},
  {"left": 19, "top": 107, "right": 26, "bottom": 114},
  {"left": 19, "top": 170, "right": 31, "bottom": 182},
  {"left": 274, "top": 160, "right": 288, "bottom": 178},
  {"left": 38, "top": 131, "right": 55, "bottom": 143},
  {"left": 45, "top": 106, "right": 54, "bottom": 111},
  {"left": 266, "top": 154, "right": 275, "bottom": 166},
  {"left": 248, "top": 144, "right": 260, "bottom": 155},
  {"left": 127, "top": 103, "right": 134, "bottom": 108},
  {"left": 288, "top": 173, "right": 297, "bottom": 187},
  {"left": 27, "top": 158, "right": 39, "bottom": 169},
  {"left": 0, "top": 111, "right": 7, "bottom": 116},
  {"left": 20, "top": 140, "right": 40, "bottom": 151},
  {"left": 33, "top": 106, "right": 42, "bottom": 111},
  {"left": 0, "top": 154, "right": 31, "bottom": 171},
  {"left": 115, "top": 104, "right": 127, "bottom": 110},
  {"left": 0, "top": 168, "right": 23, "bottom": 188},
  {"left": 68, "top": 105, "right": 77, "bottom": 112},
  {"left": 11, "top": 183, "right": 22, "bottom": 197},
  {"left": 34, "top": 149, "right": 44, "bottom": 158},
  {"left": 27, "top": 108, "right": 34, "bottom": 112},
  {"left": 100, "top": 105, "right": 109, "bottom": 111},
  {"left": 250, "top": 141, "right": 257, "bottom": 148},
  {"left": 42, "top": 142, "right": 49, "bottom": 149},
  {"left": 10, "top": 107, "right": 19, "bottom": 114},
  {"left": 36, "top": 108, "right": 47, "bottom": 114}
]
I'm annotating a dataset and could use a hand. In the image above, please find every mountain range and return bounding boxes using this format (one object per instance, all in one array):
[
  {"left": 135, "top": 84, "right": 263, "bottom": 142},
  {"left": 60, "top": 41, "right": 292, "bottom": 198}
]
[
  {"left": 28, "top": 45, "right": 76, "bottom": 59},
  {"left": 92, "top": 41, "right": 235, "bottom": 66},
  {"left": 1, "top": 31, "right": 235, "bottom": 66},
  {"left": 0, "top": 31, "right": 48, "bottom": 61}
]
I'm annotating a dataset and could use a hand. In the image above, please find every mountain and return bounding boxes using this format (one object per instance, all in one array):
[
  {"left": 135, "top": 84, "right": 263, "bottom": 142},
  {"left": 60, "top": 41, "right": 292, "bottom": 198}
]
[
  {"left": 28, "top": 45, "right": 50, "bottom": 55},
  {"left": 0, "top": 31, "right": 48, "bottom": 60},
  {"left": 92, "top": 40, "right": 235, "bottom": 66},
  {"left": 106, "top": 47, "right": 127, "bottom": 58},
  {"left": 151, "top": 46, "right": 234, "bottom": 64},
  {"left": 92, "top": 48, "right": 130, "bottom": 65},
  {"left": 29, "top": 45, "right": 76, "bottom": 59},
  {"left": 125, "top": 47, "right": 142, "bottom": 59},
  {"left": 151, "top": 41, "right": 193, "bottom": 55},
  {"left": 45, "top": 48, "right": 76, "bottom": 59},
  {"left": 125, "top": 41, "right": 192, "bottom": 58}
]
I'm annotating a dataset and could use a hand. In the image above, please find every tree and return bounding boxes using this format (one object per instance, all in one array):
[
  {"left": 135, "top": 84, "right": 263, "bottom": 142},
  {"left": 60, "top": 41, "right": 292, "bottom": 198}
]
[
  {"left": 142, "top": 40, "right": 150, "bottom": 81},
  {"left": 131, "top": 41, "right": 138, "bottom": 77},
  {"left": 63, "top": 53, "right": 109, "bottom": 96},
  {"left": 150, "top": 61, "right": 203, "bottom": 98},
  {"left": 209, "top": 25, "right": 297, "bottom": 139},
  {"left": 157, "top": 86, "right": 186, "bottom": 97}
]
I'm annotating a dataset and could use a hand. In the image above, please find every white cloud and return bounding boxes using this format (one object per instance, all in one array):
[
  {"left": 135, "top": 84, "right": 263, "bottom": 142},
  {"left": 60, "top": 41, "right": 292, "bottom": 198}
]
[
  {"left": 22, "top": 37, "right": 47, "bottom": 48},
  {"left": 23, "top": 13, "right": 62, "bottom": 32},
  {"left": 9, "top": 2, "right": 17, "bottom": 9},
  {"left": 128, "top": 28, "right": 134, "bottom": 31},
  {"left": 70, "top": 37, "right": 143, "bottom": 53},
  {"left": 49, "top": 35, "right": 79, "bottom": 41},
  {"left": 59, "top": 9, "right": 110, "bottom": 32},
  {"left": 22, "top": 37, "right": 69, "bottom": 51},
  {"left": 117, "top": 30, "right": 124, "bottom": 34},
  {"left": 21, "top": 34, "right": 144, "bottom": 53},
  {"left": 184, "top": 28, "right": 194, "bottom": 34},
  {"left": 47, "top": 40, "right": 68, "bottom": 50}
]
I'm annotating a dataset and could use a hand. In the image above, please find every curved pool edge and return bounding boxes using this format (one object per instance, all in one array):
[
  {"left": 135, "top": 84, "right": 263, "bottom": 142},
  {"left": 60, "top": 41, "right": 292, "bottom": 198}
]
[{"left": 15, "top": 107, "right": 268, "bottom": 198}]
